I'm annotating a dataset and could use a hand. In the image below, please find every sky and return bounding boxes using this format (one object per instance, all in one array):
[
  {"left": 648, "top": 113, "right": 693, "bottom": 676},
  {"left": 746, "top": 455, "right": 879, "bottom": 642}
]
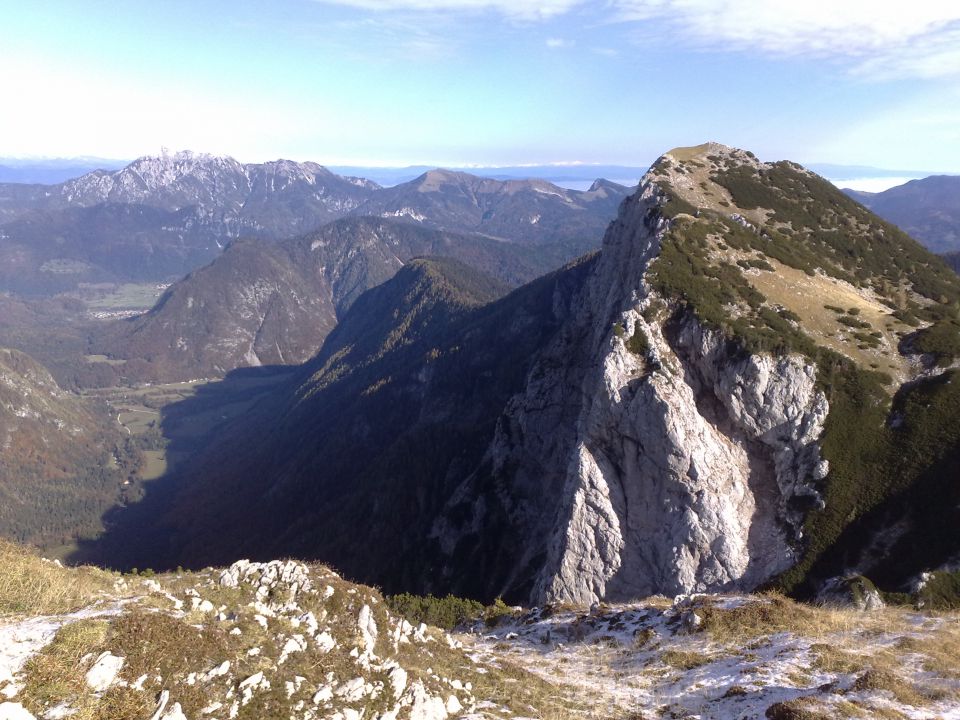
[{"left": 2, "top": 0, "right": 960, "bottom": 172}]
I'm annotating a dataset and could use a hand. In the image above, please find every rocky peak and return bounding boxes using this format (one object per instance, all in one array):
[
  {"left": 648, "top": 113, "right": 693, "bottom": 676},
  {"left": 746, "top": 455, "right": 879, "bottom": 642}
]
[
  {"left": 586, "top": 178, "right": 631, "bottom": 196},
  {"left": 253, "top": 159, "right": 340, "bottom": 186},
  {"left": 415, "top": 168, "right": 475, "bottom": 192},
  {"left": 60, "top": 150, "right": 250, "bottom": 208},
  {"left": 430, "top": 165, "right": 831, "bottom": 604}
]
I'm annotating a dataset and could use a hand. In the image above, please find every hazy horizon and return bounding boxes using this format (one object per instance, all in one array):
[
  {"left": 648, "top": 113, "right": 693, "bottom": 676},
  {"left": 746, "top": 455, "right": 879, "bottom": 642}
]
[{"left": 3, "top": 2, "right": 960, "bottom": 171}]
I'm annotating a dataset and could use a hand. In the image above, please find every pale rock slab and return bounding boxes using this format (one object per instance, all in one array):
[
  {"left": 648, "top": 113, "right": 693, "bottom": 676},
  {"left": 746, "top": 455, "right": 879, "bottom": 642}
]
[{"left": 84, "top": 652, "right": 124, "bottom": 693}]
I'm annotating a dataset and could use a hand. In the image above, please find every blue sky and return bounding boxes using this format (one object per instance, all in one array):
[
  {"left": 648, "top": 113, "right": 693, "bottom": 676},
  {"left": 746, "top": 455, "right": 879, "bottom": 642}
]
[{"left": 2, "top": 0, "right": 960, "bottom": 171}]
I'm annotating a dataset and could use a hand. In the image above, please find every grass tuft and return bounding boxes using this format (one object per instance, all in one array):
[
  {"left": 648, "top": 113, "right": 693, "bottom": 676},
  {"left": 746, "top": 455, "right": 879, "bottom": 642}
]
[{"left": 0, "top": 540, "right": 114, "bottom": 616}]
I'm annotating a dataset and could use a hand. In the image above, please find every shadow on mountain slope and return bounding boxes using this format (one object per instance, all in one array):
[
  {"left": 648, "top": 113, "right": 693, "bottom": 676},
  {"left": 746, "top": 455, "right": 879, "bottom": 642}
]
[{"left": 69, "top": 364, "right": 296, "bottom": 571}]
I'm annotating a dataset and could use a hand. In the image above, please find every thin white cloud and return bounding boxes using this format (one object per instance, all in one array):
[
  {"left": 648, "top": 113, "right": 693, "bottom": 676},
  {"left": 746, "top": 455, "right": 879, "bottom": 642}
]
[
  {"left": 610, "top": 0, "right": 960, "bottom": 78},
  {"left": 312, "top": 0, "right": 960, "bottom": 78},
  {"left": 312, "top": 0, "right": 581, "bottom": 21},
  {"left": 546, "top": 37, "right": 574, "bottom": 48},
  {"left": 851, "top": 26, "right": 960, "bottom": 79}
]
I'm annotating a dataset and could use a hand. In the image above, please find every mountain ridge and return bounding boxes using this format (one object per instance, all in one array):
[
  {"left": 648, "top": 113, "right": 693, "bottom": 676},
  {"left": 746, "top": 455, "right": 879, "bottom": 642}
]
[
  {"left": 844, "top": 175, "right": 960, "bottom": 253},
  {"left": 89, "top": 217, "right": 590, "bottom": 383},
  {"left": 0, "top": 153, "right": 629, "bottom": 298},
  {"left": 64, "top": 143, "right": 960, "bottom": 613}
]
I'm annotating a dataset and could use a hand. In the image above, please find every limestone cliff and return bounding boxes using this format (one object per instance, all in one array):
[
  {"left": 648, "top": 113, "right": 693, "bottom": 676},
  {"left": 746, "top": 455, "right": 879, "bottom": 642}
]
[{"left": 434, "top": 162, "right": 830, "bottom": 604}]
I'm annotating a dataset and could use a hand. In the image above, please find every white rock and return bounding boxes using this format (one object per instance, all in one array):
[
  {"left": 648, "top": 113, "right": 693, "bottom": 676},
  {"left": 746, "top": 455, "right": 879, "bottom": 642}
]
[
  {"left": 205, "top": 661, "right": 231, "bottom": 680},
  {"left": 405, "top": 682, "right": 448, "bottom": 720},
  {"left": 159, "top": 703, "right": 187, "bottom": 720},
  {"left": 315, "top": 631, "right": 336, "bottom": 653},
  {"left": 312, "top": 685, "right": 333, "bottom": 704},
  {"left": 84, "top": 653, "right": 124, "bottom": 693},
  {"left": 357, "top": 605, "right": 378, "bottom": 653},
  {"left": 445, "top": 695, "right": 463, "bottom": 714},
  {"left": 279, "top": 635, "right": 307, "bottom": 664},
  {"left": 413, "top": 623, "right": 429, "bottom": 643},
  {"left": 239, "top": 672, "right": 264, "bottom": 689},
  {"left": 149, "top": 690, "right": 170, "bottom": 720},
  {"left": 42, "top": 703, "right": 73, "bottom": 719},
  {"left": 388, "top": 666, "right": 408, "bottom": 699},
  {"left": 297, "top": 611, "right": 319, "bottom": 637},
  {"left": 0, "top": 703, "right": 35, "bottom": 720},
  {"left": 335, "top": 677, "right": 367, "bottom": 702}
]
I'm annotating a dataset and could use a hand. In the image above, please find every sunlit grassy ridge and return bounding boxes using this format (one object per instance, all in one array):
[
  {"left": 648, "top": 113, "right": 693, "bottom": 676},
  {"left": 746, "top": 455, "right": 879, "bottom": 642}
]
[{"left": 646, "top": 146, "right": 960, "bottom": 601}]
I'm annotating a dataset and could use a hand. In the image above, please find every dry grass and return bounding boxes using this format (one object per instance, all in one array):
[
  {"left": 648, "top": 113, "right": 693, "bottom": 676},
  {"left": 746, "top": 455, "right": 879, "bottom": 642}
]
[
  {"left": 743, "top": 258, "right": 910, "bottom": 382},
  {"left": 697, "top": 594, "right": 912, "bottom": 645},
  {"left": 0, "top": 540, "right": 114, "bottom": 616},
  {"left": 403, "top": 631, "right": 590, "bottom": 719},
  {"left": 19, "top": 619, "right": 112, "bottom": 719},
  {"left": 809, "top": 643, "right": 866, "bottom": 674},
  {"left": 847, "top": 704, "right": 908, "bottom": 720},
  {"left": 764, "top": 696, "right": 835, "bottom": 720},
  {"left": 93, "top": 686, "right": 152, "bottom": 720},
  {"left": 107, "top": 609, "right": 242, "bottom": 717},
  {"left": 659, "top": 649, "right": 711, "bottom": 670},
  {"left": 851, "top": 669, "right": 927, "bottom": 707},
  {"left": 894, "top": 623, "right": 960, "bottom": 679},
  {"left": 666, "top": 144, "right": 716, "bottom": 163}
]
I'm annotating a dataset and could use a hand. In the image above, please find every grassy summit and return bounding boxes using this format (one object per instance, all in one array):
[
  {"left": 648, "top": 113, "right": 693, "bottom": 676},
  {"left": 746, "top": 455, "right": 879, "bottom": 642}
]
[{"left": 645, "top": 144, "right": 960, "bottom": 598}]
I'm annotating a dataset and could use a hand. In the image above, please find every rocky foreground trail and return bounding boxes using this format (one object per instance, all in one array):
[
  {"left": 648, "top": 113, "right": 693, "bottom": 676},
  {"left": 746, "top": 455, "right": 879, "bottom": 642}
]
[{"left": 0, "top": 544, "right": 959, "bottom": 720}]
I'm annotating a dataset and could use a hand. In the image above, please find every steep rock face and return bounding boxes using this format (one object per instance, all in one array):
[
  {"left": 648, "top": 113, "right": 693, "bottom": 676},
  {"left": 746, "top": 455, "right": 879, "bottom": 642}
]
[{"left": 436, "top": 178, "right": 829, "bottom": 605}]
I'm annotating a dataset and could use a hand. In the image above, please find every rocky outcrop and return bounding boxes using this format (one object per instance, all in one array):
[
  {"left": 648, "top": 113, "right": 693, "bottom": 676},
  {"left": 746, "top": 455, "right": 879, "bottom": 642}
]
[{"left": 435, "top": 174, "right": 830, "bottom": 605}]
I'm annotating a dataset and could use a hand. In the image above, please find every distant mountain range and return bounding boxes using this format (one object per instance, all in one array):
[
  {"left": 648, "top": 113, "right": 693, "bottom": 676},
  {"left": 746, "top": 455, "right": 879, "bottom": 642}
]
[
  {"left": 845, "top": 175, "right": 960, "bottom": 254},
  {"left": 7, "top": 155, "right": 948, "bottom": 190},
  {"left": 329, "top": 163, "right": 646, "bottom": 188},
  {"left": 0, "top": 152, "right": 629, "bottom": 297}
]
